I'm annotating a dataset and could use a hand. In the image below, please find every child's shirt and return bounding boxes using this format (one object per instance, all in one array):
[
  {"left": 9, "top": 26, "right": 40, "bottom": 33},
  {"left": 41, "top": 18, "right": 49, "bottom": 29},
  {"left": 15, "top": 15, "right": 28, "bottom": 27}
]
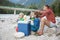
[
  {"left": 34, "top": 18, "right": 40, "bottom": 27},
  {"left": 30, "top": 17, "right": 35, "bottom": 25},
  {"left": 19, "top": 18, "right": 24, "bottom": 21},
  {"left": 30, "top": 17, "right": 35, "bottom": 21},
  {"left": 31, "top": 18, "right": 40, "bottom": 32}
]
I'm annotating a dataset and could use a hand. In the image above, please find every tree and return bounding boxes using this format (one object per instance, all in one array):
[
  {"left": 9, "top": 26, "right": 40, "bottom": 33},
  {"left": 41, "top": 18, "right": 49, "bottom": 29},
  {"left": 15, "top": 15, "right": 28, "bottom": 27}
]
[
  {"left": 0, "top": 0, "right": 25, "bottom": 14},
  {"left": 51, "top": 0, "right": 60, "bottom": 16},
  {"left": 27, "top": 3, "right": 38, "bottom": 9}
]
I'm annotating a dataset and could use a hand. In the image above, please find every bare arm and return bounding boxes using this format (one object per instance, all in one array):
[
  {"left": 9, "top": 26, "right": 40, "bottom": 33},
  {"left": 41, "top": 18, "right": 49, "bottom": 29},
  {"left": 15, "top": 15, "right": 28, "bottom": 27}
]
[{"left": 37, "top": 10, "right": 49, "bottom": 18}]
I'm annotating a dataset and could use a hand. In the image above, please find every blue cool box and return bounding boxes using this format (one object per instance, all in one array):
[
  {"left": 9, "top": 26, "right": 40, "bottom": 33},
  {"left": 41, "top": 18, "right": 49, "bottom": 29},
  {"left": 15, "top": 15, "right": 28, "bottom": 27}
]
[{"left": 18, "top": 21, "right": 31, "bottom": 36}]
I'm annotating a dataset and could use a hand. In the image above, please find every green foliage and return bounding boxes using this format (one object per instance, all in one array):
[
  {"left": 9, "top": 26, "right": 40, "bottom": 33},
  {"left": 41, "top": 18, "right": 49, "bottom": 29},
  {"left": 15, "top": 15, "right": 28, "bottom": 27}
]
[
  {"left": 0, "top": 0, "right": 60, "bottom": 16},
  {"left": 0, "top": 0, "right": 25, "bottom": 7},
  {"left": 0, "top": 9, "right": 14, "bottom": 14},
  {"left": 0, "top": 0, "right": 25, "bottom": 14},
  {"left": 51, "top": 0, "right": 60, "bottom": 16},
  {"left": 27, "top": 3, "right": 38, "bottom": 9}
]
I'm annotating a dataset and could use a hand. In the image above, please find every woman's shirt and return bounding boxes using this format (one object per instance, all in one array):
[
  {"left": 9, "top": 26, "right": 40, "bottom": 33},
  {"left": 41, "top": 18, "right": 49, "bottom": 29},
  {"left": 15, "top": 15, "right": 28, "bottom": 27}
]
[{"left": 40, "top": 9, "right": 56, "bottom": 23}]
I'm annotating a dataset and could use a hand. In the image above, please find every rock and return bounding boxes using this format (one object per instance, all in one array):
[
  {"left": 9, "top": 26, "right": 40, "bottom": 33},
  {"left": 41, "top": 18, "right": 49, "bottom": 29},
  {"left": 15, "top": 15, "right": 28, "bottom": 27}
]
[
  {"left": 56, "top": 27, "right": 60, "bottom": 36},
  {"left": 44, "top": 27, "right": 57, "bottom": 37},
  {"left": 14, "top": 32, "right": 25, "bottom": 38}
]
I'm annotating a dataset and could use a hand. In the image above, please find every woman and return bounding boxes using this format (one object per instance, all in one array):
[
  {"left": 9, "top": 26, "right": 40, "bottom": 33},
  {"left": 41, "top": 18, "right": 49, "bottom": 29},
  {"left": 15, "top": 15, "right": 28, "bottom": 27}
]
[{"left": 37, "top": 5, "right": 56, "bottom": 35}]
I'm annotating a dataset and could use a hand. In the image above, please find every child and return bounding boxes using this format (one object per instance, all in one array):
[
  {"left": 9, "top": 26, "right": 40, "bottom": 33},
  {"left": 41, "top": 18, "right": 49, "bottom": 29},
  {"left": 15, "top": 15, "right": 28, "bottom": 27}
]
[
  {"left": 30, "top": 12, "right": 35, "bottom": 21},
  {"left": 30, "top": 12, "right": 40, "bottom": 33},
  {"left": 30, "top": 12, "right": 35, "bottom": 25},
  {"left": 18, "top": 12, "right": 24, "bottom": 21},
  {"left": 16, "top": 12, "right": 24, "bottom": 32}
]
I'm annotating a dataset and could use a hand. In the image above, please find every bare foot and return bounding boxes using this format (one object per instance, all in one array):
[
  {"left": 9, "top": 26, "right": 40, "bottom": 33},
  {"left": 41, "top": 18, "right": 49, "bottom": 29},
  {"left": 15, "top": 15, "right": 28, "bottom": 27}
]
[{"left": 37, "top": 30, "right": 43, "bottom": 36}]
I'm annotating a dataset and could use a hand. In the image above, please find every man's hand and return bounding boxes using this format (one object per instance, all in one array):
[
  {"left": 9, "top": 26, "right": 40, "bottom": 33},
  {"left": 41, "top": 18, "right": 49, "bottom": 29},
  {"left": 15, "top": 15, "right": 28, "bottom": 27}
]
[{"left": 36, "top": 10, "right": 41, "bottom": 13}]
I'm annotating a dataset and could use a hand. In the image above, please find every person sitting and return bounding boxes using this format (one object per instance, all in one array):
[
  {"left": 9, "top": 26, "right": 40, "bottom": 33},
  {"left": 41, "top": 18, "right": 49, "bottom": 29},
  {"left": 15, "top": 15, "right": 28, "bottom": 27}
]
[
  {"left": 37, "top": 5, "right": 56, "bottom": 35},
  {"left": 16, "top": 12, "right": 24, "bottom": 32},
  {"left": 30, "top": 12, "right": 40, "bottom": 33},
  {"left": 30, "top": 12, "right": 35, "bottom": 21},
  {"left": 18, "top": 12, "right": 24, "bottom": 21}
]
